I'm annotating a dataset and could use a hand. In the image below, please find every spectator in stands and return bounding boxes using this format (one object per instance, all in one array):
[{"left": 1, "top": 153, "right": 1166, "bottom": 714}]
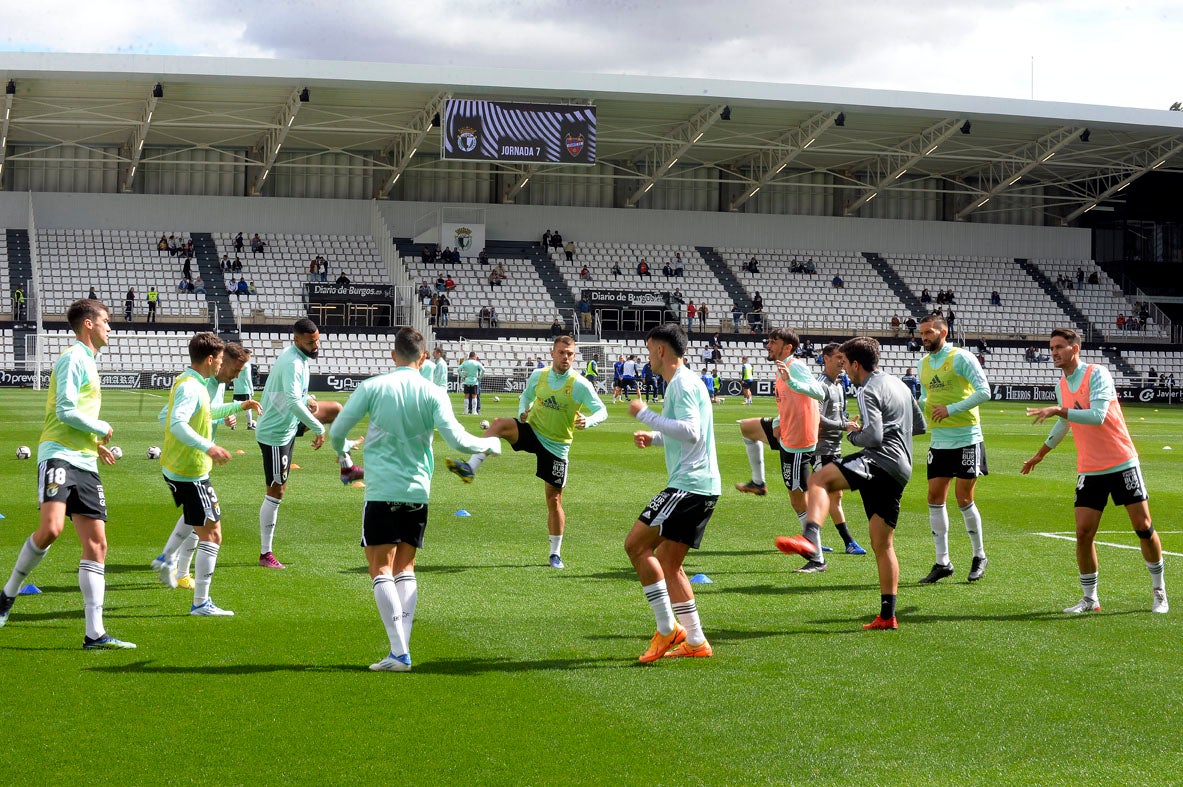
[
  {"left": 478, "top": 305, "right": 491, "bottom": 328},
  {"left": 890, "top": 314, "right": 902, "bottom": 335},
  {"left": 492, "top": 266, "right": 507, "bottom": 287},
  {"left": 789, "top": 258, "right": 802, "bottom": 273},
  {"left": 901, "top": 367, "right": 921, "bottom": 399},
  {"left": 168, "top": 235, "right": 179, "bottom": 256},
  {"left": 227, "top": 275, "right": 237, "bottom": 292},
  {"left": 182, "top": 257, "right": 192, "bottom": 281},
  {"left": 563, "top": 240, "right": 575, "bottom": 262},
  {"left": 250, "top": 233, "right": 265, "bottom": 253},
  {"left": 612, "top": 261, "right": 623, "bottom": 277},
  {"left": 550, "top": 231, "right": 563, "bottom": 250},
  {"left": 674, "top": 255, "right": 684, "bottom": 277},
  {"left": 671, "top": 288, "right": 685, "bottom": 305},
  {"left": 233, "top": 257, "right": 243, "bottom": 273},
  {"left": 489, "top": 306, "right": 499, "bottom": 328},
  {"left": 1076, "top": 267, "right": 1085, "bottom": 286},
  {"left": 732, "top": 302, "right": 742, "bottom": 333},
  {"left": 975, "top": 337, "right": 992, "bottom": 355},
  {"left": 444, "top": 276, "right": 456, "bottom": 291},
  {"left": 990, "top": 290, "right": 1002, "bottom": 306},
  {"left": 309, "top": 259, "right": 319, "bottom": 282},
  {"left": 478, "top": 248, "right": 489, "bottom": 265},
  {"left": 947, "top": 289, "right": 956, "bottom": 304},
  {"left": 13, "top": 286, "right": 25, "bottom": 320},
  {"left": 438, "top": 294, "right": 450, "bottom": 326},
  {"left": 421, "top": 246, "right": 436, "bottom": 264},
  {"left": 549, "top": 317, "right": 563, "bottom": 338},
  {"left": 157, "top": 234, "right": 169, "bottom": 254},
  {"left": 542, "top": 230, "right": 552, "bottom": 249},
  {"left": 237, "top": 279, "right": 250, "bottom": 297},
  {"left": 418, "top": 280, "right": 432, "bottom": 301},
  {"left": 1088, "top": 271, "right": 1099, "bottom": 285},
  {"left": 234, "top": 232, "right": 245, "bottom": 253},
  {"left": 976, "top": 351, "right": 987, "bottom": 370},
  {"left": 1116, "top": 313, "right": 1127, "bottom": 332},
  {"left": 920, "top": 288, "right": 932, "bottom": 303},
  {"left": 686, "top": 300, "right": 696, "bottom": 333},
  {"left": 579, "top": 265, "right": 591, "bottom": 281},
  {"left": 946, "top": 310, "right": 956, "bottom": 340},
  {"left": 748, "top": 257, "right": 760, "bottom": 274},
  {"left": 698, "top": 303, "right": 709, "bottom": 331},
  {"left": 751, "top": 291, "right": 763, "bottom": 313},
  {"left": 831, "top": 273, "right": 844, "bottom": 288},
  {"left": 803, "top": 259, "right": 816, "bottom": 274},
  {"left": 177, "top": 276, "right": 189, "bottom": 292},
  {"left": 907, "top": 336, "right": 921, "bottom": 352},
  {"left": 662, "top": 261, "right": 673, "bottom": 277},
  {"left": 637, "top": 259, "right": 652, "bottom": 278},
  {"left": 247, "top": 282, "right": 256, "bottom": 298},
  {"left": 709, "top": 331, "right": 723, "bottom": 356},
  {"left": 336, "top": 271, "right": 351, "bottom": 285},
  {"left": 193, "top": 275, "right": 206, "bottom": 295},
  {"left": 904, "top": 315, "right": 917, "bottom": 337},
  {"left": 436, "top": 273, "right": 447, "bottom": 293},
  {"left": 1147, "top": 366, "right": 1158, "bottom": 384},
  {"left": 124, "top": 287, "right": 135, "bottom": 322},
  {"left": 88, "top": 286, "right": 97, "bottom": 300},
  {"left": 578, "top": 295, "right": 591, "bottom": 330}
]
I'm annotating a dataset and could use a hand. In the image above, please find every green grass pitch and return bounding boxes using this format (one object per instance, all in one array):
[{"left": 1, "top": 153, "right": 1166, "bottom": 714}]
[{"left": 0, "top": 388, "right": 1180, "bottom": 784}]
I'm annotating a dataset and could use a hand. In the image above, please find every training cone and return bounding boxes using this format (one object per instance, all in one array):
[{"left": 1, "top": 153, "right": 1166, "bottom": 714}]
[
  {"left": 290, "top": 463, "right": 301, "bottom": 470},
  {"left": 455, "top": 509, "right": 472, "bottom": 517},
  {"left": 0, "top": 512, "right": 5, "bottom": 519},
  {"left": 19, "top": 584, "right": 42, "bottom": 595},
  {"left": 235, "top": 449, "right": 246, "bottom": 455},
  {"left": 689, "top": 573, "right": 713, "bottom": 584},
  {"left": 351, "top": 480, "right": 366, "bottom": 488}
]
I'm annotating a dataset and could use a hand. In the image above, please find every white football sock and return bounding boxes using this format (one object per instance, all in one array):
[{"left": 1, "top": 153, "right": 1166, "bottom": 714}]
[
  {"left": 79, "top": 560, "right": 105, "bottom": 640},
  {"left": 643, "top": 579, "right": 677, "bottom": 635},
  {"left": 960, "top": 502, "right": 986, "bottom": 558},
  {"left": 194, "top": 542, "right": 220, "bottom": 606},
  {"left": 177, "top": 532, "right": 199, "bottom": 578},
  {"left": 373, "top": 575, "right": 408, "bottom": 657},
  {"left": 4, "top": 536, "right": 49, "bottom": 597},
  {"left": 394, "top": 571, "right": 417, "bottom": 643},
  {"left": 1147, "top": 560, "right": 1165, "bottom": 592},
  {"left": 259, "top": 495, "right": 280, "bottom": 554},
  {"left": 468, "top": 452, "right": 489, "bottom": 471},
  {"left": 549, "top": 534, "right": 563, "bottom": 557},
  {"left": 929, "top": 503, "right": 951, "bottom": 565},
  {"left": 672, "top": 599, "right": 706, "bottom": 646},
  {"left": 161, "top": 516, "right": 190, "bottom": 560},
  {"left": 743, "top": 437, "right": 765, "bottom": 485},
  {"left": 338, "top": 452, "right": 352, "bottom": 469},
  {"left": 1080, "top": 571, "right": 1099, "bottom": 601}
]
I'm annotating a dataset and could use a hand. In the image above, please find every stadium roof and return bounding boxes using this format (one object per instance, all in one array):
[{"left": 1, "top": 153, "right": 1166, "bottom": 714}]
[{"left": 2, "top": 52, "right": 1182, "bottom": 222}]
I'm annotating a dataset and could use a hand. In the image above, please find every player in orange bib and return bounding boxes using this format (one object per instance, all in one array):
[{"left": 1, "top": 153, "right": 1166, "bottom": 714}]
[{"left": 1021, "top": 328, "right": 1167, "bottom": 614}]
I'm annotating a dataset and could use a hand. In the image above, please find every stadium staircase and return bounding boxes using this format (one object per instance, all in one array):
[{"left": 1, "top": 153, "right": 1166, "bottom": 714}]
[
  {"left": 696, "top": 246, "right": 753, "bottom": 315},
  {"left": 864, "top": 252, "right": 927, "bottom": 318},
  {"left": 191, "top": 233, "right": 239, "bottom": 341},
  {"left": 1017, "top": 258, "right": 1101, "bottom": 335},
  {"left": 514, "top": 240, "right": 576, "bottom": 331},
  {"left": 8, "top": 229, "right": 33, "bottom": 364}
]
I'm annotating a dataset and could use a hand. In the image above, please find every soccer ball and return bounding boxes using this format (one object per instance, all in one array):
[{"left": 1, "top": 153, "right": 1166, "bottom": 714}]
[
  {"left": 15, "top": 446, "right": 31, "bottom": 460},
  {"left": 494, "top": 396, "right": 501, "bottom": 402},
  {"left": 146, "top": 446, "right": 162, "bottom": 460},
  {"left": 109, "top": 446, "right": 123, "bottom": 460},
  {"left": 479, "top": 419, "right": 490, "bottom": 430}
]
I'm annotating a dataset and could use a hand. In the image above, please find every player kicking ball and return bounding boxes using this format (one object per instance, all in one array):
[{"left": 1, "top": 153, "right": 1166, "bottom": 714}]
[
  {"left": 329, "top": 328, "right": 500, "bottom": 671},
  {"left": 626, "top": 323, "right": 720, "bottom": 662},
  {"left": 446, "top": 335, "right": 607, "bottom": 568}
]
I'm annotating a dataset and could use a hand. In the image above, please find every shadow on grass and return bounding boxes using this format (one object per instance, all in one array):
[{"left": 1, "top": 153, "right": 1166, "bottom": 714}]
[
  {"left": 337, "top": 563, "right": 532, "bottom": 576},
  {"left": 805, "top": 605, "right": 1149, "bottom": 626},
  {"left": 723, "top": 582, "right": 879, "bottom": 596},
  {"left": 82, "top": 654, "right": 623, "bottom": 676}
]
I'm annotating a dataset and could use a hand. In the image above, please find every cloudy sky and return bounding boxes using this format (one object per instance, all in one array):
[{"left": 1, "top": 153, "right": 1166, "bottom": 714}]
[{"left": 3, "top": 0, "right": 1180, "bottom": 110}]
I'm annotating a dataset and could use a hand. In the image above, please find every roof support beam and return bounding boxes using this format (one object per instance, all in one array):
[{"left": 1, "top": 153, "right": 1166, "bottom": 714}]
[
  {"left": 502, "top": 163, "right": 540, "bottom": 203},
  {"left": 953, "top": 125, "right": 1083, "bottom": 220},
  {"left": 0, "top": 91, "right": 12, "bottom": 185},
  {"left": 120, "top": 85, "right": 159, "bottom": 192},
  {"left": 1061, "top": 138, "right": 1183, "bottom": 223},
  {"left": 729, "top": 110, "right": 839, "bottom": 211},
  {"left": 625, "top": 104, "right": 725, "bottom": 207},
  {"left": 249, "top": 89, "right": 304, "bottom": 196},
  {"left": 375, "top": 91, "right": 450, "bottom": 199},
  {"left": 843, "top": 118, "right": 962, "bottom": 216}
]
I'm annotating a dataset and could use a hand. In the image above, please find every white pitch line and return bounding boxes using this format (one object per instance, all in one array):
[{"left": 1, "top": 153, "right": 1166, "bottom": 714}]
[{"left": 1036, "top": 532, "right": 1183, "bottom": 558}]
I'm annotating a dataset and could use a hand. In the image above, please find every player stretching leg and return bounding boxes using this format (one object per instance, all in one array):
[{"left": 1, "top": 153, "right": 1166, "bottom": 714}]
[
  {"left": 447, "top": 336, "right": 607, "bottom": 568},
  {"left": 626, "top": 323, "right": 721, "bottom": 662},
  {"left": 0, "top": 299, "right": 134, "bottom": 649}
]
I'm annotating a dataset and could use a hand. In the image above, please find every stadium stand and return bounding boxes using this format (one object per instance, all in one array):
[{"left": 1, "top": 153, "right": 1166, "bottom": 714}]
[
  {"left": 38, "top": 229, "right": 209, "bottom": 320},
  {"left": 723, "top": 247, "right": 905, "bottom": 333},
  {"left": 0, "top": 329, "right": 13, "bottom": 367},
  {"left": 1030, "top": 258, "right": 1169, "bottom": 341},
  {"left": 400, "top": 250, "right": 561, "bottom": 326},
  {"left": 213, "top": 232, "right": 386, "bottom": 322},
  {"left": 1, "top": 243, "right": 10, "bottom": 318}
]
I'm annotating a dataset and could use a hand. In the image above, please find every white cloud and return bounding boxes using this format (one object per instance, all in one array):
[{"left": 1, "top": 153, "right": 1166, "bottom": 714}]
[{"left": 1, "top": 0, "right": 1179, "bottom": 109}]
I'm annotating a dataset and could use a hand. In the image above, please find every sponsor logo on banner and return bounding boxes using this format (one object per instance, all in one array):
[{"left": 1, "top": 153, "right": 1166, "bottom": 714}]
[
  {"left": 457, "top": 127, "right": 478, "bottom": 153},
  {"left": 455, "top": 227, "right": 473, "bottom": 250},
  {"left": 326, "top": 375, "right": 361, "bottom": 392},
  {"left": 565, "top": 133, "right": 584, "bottom": 157}
]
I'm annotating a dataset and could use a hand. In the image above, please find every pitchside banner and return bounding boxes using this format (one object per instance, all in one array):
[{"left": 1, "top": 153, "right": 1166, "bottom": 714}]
[
  {"left": 306, "top": 283, "right": 394, "bottom": 303},
  {"left": 584, "top": 289, "right": 672, "bottom": 310},
  {"left": 443, "top": 99, "right": 596, "bottom": 164}
]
